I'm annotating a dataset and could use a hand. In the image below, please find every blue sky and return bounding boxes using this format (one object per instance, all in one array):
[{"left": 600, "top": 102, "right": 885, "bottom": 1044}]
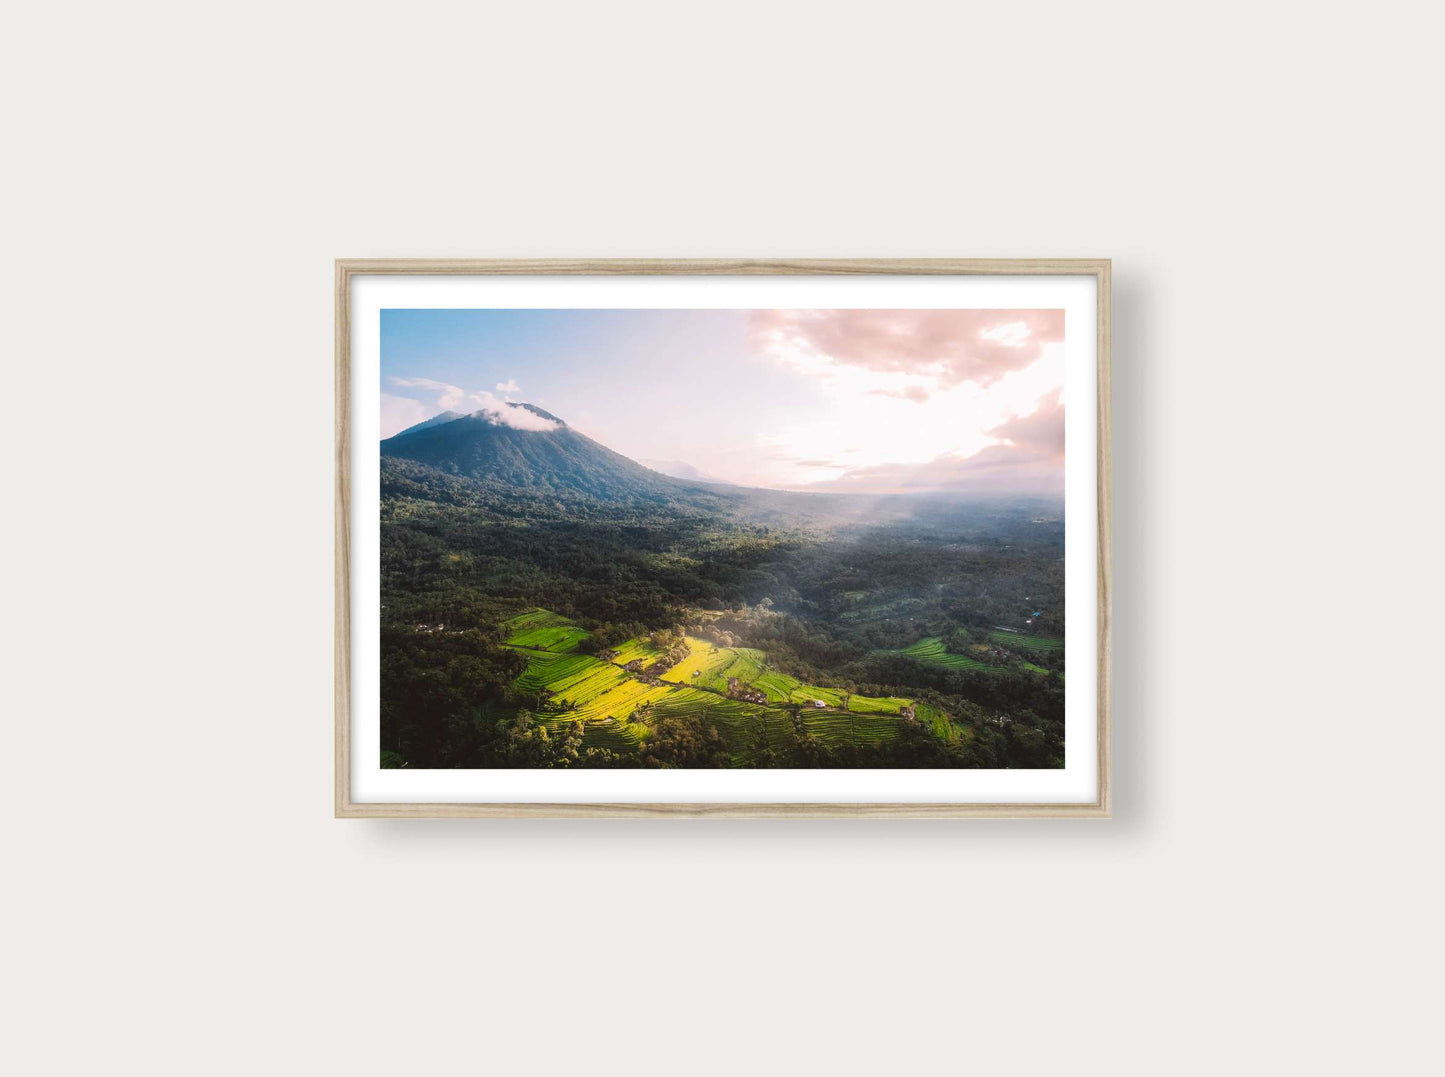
[{"left": 380, "top": 308, "right": 1066, "bottom": 491}]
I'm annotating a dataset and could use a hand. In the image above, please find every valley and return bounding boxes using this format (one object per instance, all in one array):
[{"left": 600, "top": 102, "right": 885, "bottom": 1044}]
[{"left": 378, "top": 402, "right": 1067, "bottom": 769}]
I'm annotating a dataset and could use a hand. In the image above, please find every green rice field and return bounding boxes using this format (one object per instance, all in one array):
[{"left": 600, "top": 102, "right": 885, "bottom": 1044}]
[
  {"left": 663, "top": 638, "right": 749, "bottom": 689},
  {"left": 663, "top": 638, "right": 851, "bottom": 707},
  {"left": 611, "top": 636, "right": 662, "bottom": 666},
  {"left": 887, "top": 637, "right": 993, "bottom": 671},
  {"left": 512, "top": 651, "right": 594, "bottom": 693},
  {"left": 750, "top": 669, "right": 801, "bottom": 700},
  {"left": 500, "top": 610, "right": 956, "bottom": 762},
  {"left": 879, "top": 636, "right": 1055, "bottom": 676},
  {"left": 989, "top": 629, "right": 1064, "bottom": 651},
  {"left": 802, "top": 709, "right": 905, "bottom": 748},
  {"left": 509, "top": 646, "right": 699, "bottom": 731},
  {"left": 580, "top": 719, "right": 648, "bottom": 752},
  {"left": 784, "top": 683, "right": 849, "bottom": 708},
  {"left": 872, "top": 633, "right": 1057, "bottom": 676},
  {"left": 503, "top": 609, "right": 590, "bottom": 653},
  {"left": 847, "top": 694, "right": 913, "bottom": 715},
  {"left": 913, "top": 702, "right": 965, "bottom": 744}
]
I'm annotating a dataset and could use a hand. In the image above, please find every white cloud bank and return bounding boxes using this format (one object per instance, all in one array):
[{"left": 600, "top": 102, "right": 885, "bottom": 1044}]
[{"left": 389, "top": 376, "right": 468, "bottom": 411}]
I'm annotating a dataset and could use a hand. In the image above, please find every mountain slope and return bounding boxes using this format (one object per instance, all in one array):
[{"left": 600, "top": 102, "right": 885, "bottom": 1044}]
[
  {"left": 381, "top": 403, "right": 701, "bottom": 501},
  {"left": 639, "top": 459, "right": 734, "bottom": 485}
]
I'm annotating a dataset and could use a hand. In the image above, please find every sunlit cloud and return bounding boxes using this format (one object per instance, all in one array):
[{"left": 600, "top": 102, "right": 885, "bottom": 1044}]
[
  {"left": 750, "top": 309, "right": 1064, "bottom": 398},
  {"left": 752, "top": 347, "right": 1065, "bottom": 488},
  {"left": 740, "top": 309, "right": 1066, "bottom": 489},
  {"left": 816, "top": 390, "right": 1066, "bottom": 494},
  {"left": 868, "top": 385, "right": 931, "bottom": 403},
  {"left": 496, "top": 378, "right": 521, "bottom": 393}
]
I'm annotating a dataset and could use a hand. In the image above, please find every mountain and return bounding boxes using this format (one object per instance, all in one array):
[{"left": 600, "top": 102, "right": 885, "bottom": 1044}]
[
  {"left": 638, "top": 459, "right": 734, "bottom": 485},
  {"left": 392, "top": 411, "right": 464, "bottom": 438},
  {"left": 381, "top": 403, "right": 705, "bottom": 501}
]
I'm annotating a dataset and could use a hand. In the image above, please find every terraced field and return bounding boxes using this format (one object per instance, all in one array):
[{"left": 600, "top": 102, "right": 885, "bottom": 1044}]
[
  {"left": 509, "top": 645, "right": 692, "bottom": 732},
  {"left": 714, "top": 649, "right": 768, "bottom": 691},
  {"left": 503, "top": 629, "right": 780, "bottom": 759},
  {"left": 989, "top": 629, "right": 1064, "bottom": 651},
  {"left": 531, "top": 656, "right": 621, "bottom": 705},
  {"left": 750, "top": 669, "right": 801, "bottom": 700},
  {"left": 580, "top": 719, "right": 648, "bottom": 752},
  {"left": 634, "top": 686, "right": 794, "bottom": 762},
  {"left": 746, "top": 671, "right": 846, "bottom": 707},
  {"left": 564, "top": 680, "right": 677, "bottom": 724},
  {"left": 847, "top": 694, "right": 913, "bottom": 715},
  {"left": 663, "top": 638, "right": 741, "bottom": 687},
  {"left": 803, "top": 709, "right": 905, "bottom": 748},
  {"left": 503, "top": 609, "right": 590, "bottom": 652},
  {"left": 611, "top": 636, "right": 662, "bottom": 666},
  {"left": 513, "top": 651, "right": 595, "bottom": 693},
  {"left": 663, "top": 638, "right": 853, "bottom": 707},
  {"left": 882, "top": 636, "right": 1054, "bottom": 677},
  {"left": 913, "top": 702, "right": 965, "bottom": 745},
  {"left": 649, "top": 687, "right": 746, "bottom": 720},
  {"left": 505, "top": 609, "right": 568, "bottom": 633},
  {"left": 888, "top": 637, "right": 993, "bottom": 671},
  {"left": 501, "top": 609, "right": 949, "bottom": 764},
  {"left": 789, "top": 683, "right": 849, "bottom": 707}
]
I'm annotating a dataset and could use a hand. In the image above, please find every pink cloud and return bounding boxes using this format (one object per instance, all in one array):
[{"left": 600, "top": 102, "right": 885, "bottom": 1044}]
[
  {"left": 868, "top": 385, "right": 932, "bottom": 403},
  {"left": 984, "top": 390, "right": 1065, "bottom": 458},
  {"left": 750, "top": 309, "right": 1064, "bottom": 393}
]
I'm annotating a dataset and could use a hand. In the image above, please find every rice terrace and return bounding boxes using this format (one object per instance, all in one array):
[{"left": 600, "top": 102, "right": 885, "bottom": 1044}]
[
  {"left": 497, "top": 609, "right": 956, "bottom": 763},
  {"left": 378, "top": 307, "right": 1069, "bottom": 770}
]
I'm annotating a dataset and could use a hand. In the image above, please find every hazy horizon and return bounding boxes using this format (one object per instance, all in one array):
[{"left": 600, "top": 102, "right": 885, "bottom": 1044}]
[{"left": 380, "top": 308, "right": 1065, "bottom": 495}]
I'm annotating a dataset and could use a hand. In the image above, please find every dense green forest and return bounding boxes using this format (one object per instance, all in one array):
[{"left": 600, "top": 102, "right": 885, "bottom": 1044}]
[{"left": 380, "top": 436, "right": 1067, "bottom": 769}]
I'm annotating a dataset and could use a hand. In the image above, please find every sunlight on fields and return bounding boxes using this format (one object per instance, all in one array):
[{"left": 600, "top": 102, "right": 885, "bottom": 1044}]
[{"left": 499, "top": 610, "right": 938, "bottom": 762}]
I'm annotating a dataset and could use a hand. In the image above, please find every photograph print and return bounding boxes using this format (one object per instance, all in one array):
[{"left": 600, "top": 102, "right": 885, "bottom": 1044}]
[{"left": 379, "top": 306, "right": 1067, "bottom": 770}]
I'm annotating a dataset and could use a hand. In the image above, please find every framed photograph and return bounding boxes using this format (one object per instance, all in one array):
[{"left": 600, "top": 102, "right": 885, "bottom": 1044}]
[{"left": 336, "top": 259, "right": 1111, "bottom": 817}]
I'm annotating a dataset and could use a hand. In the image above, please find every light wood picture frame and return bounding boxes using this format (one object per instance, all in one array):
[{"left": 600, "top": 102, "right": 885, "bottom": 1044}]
[{"left": 336, "top": 259, "right": 1111, "bottom": 818}]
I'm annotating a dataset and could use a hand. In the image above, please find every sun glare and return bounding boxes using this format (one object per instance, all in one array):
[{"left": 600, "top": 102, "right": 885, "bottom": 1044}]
[{"left": 755, "top": 345, "right": 1065, "bottom": 488}]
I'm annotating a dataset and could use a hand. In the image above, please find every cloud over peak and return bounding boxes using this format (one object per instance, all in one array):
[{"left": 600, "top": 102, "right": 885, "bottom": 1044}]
[
  {"left": 476, "top": 398, "right": 561, "bottom": 431},
  {"left": 383, "top": 377, "right": 559, "bottom": 436}
]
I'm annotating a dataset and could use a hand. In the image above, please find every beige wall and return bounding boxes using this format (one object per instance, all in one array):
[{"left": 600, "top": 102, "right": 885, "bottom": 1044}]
[{"left": 5, "top": 2, "right": 1440, "bottom": 1074}]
